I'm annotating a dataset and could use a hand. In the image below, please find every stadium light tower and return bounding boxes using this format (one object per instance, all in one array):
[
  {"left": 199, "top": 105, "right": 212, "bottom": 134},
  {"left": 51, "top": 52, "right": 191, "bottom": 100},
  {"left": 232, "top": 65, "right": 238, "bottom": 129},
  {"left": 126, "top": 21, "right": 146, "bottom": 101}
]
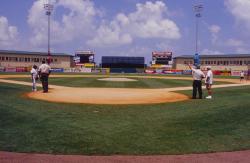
[
  {"left": 44, "top": 0, "right": 53, "bottom": 65},
  {"left": 193, "top": 4, "right": 203, "bottom": 66}
]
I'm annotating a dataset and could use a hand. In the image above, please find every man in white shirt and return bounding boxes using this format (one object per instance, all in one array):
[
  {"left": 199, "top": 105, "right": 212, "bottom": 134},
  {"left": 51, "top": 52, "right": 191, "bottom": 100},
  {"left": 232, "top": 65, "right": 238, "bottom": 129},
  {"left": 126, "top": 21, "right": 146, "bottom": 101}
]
[
  {"left": 205, "top": 66, "right": 213, "bottom": 99},
  {"left": 188, "top": 64, "right": 205, "bottom": 99},
  {"left": 30, "top": 65, "right": 38, "bottom": 92},
  {"left": 240, "top": 71, "right": 244, "bottom": 83},
  {"left": 38, "top": 60, "right": 51, "bottom": 93}
]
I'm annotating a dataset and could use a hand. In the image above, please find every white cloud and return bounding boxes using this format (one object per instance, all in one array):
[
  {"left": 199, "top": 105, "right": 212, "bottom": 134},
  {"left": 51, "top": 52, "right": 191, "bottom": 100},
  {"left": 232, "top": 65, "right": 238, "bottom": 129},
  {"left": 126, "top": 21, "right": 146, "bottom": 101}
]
[
  {"left": 201, "top": 49, "right": 223, "bottom": 55},
  {"left": 235, "top": 47, "right": 249, "bottom": 53},
  {"left": 28, "top": 0, "right": 97, "bottom": 47},
  {"left": 156, "top": 42, "right": 172, "bottom": 51},
  {"left": 225, "top": 38, "right": 249, "bottom": 53},
  {"left": 87, "top": 1, "right": 181, "bottom": 47},
  {"left": 226, "top": 38, "right": 245, "bottom": 47},
  {"left": 208, "top": 25, "right": 221, "bottom": 44},
  {"left": 209, "top": 25, "right": 221, "bottom": 34},
  {"left": 225, "top": 0, "right": 250, "bottom": 29},
  {"left": 0, "top": 16, "right": 18, "bottom": 47},
  {"left": 86, "top": 22, "right": 133, "bottom": 47}
]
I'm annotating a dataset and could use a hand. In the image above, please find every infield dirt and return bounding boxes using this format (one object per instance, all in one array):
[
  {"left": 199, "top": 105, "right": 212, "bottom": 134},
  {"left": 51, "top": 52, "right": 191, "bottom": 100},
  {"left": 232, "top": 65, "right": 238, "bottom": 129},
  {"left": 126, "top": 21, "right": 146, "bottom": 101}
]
[{"left": 0, "top": 74, "right": 249, "bottom": 104}]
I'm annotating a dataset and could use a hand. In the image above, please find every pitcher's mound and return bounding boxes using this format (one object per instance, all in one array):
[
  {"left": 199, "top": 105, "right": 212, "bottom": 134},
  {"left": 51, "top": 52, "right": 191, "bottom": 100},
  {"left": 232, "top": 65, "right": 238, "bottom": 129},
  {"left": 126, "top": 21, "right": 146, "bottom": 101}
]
[
  {"left": 26, "top": 86, "right": 189, "bottom": 105},
  {"left": 98, "top": 78, "right": 137, "bottom": 82}
]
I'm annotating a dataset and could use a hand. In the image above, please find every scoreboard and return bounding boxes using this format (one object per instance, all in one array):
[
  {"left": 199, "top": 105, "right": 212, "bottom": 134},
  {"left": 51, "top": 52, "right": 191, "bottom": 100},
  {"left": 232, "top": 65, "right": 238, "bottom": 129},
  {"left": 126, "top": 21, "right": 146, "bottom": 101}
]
[
  {"left": 74, "top": 51, "right": 95, "bottom": 65},
  {"left": 152, "top": 51, "right": 172, "bottom": 65}
]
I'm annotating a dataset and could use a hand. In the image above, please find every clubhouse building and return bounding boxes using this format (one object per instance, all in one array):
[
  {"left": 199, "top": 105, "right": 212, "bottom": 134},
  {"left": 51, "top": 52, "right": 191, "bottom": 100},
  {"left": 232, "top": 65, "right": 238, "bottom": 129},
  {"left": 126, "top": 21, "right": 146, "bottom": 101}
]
[
  {"left": 0, "top": 50, "right": 74, "bottom": 70},
  {"left": 173, "top": 54, "right": 250, "bottom": 71}
]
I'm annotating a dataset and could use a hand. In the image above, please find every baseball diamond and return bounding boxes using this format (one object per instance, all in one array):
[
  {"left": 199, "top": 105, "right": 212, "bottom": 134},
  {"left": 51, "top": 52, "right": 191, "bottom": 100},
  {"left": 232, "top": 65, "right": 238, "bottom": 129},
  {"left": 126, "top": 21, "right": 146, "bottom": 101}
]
[
  {"left": 1, "top": 73, "right": 250, "bottom": 163},
  {"left": 0, "top": 74, "right": 249, "bottom": 105}
]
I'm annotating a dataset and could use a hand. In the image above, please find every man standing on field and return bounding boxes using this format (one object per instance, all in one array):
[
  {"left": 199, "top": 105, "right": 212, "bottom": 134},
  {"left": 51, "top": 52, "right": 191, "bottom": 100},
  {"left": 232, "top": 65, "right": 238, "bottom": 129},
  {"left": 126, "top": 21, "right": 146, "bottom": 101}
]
[
  {"left": 205, "top": 66, "right": 213, "bottom": 99},
  {"left": 38, "top": 60, "right": 51, "bottom": 93},
  {"left": 188, "top": 64, "right": 205, "bottom": 99}
]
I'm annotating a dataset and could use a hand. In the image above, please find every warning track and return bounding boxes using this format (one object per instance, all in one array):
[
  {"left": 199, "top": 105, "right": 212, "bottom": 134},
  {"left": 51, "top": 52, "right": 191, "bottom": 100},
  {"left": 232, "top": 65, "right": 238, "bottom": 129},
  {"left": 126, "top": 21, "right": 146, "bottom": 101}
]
[{"left": 1, "top": 150, "right": 250, "bottom": 163}]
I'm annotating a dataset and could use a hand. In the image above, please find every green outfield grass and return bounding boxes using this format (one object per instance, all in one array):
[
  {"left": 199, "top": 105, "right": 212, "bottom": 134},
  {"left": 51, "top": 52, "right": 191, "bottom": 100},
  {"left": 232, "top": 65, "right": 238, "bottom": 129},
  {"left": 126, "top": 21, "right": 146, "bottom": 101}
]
[
  {"left": 10, "top": 77, "right": 193, "bottom": 88},
  {"left": 0, "top": 79, "right": 250, "bottom": 155},
  {"left": 9, "top": 76, "right": 230, "bottom": 88}
]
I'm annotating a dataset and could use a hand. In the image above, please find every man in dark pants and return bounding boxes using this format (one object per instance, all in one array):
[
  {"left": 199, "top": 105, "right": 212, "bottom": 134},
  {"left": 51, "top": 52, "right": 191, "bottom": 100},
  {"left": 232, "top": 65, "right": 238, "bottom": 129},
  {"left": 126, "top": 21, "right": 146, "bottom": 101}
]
[
  {"left": 38, "top": 60, "right": 51, "bottom": 93},
  {"left": 188, "top": 64, "right": 205, "bottom": 99}
]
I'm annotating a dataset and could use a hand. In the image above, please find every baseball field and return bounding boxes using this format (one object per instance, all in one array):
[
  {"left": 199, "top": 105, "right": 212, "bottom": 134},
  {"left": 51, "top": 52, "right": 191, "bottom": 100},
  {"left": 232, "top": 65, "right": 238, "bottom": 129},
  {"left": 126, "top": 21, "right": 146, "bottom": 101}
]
[{"left": 0, "top": 73, "right": 250, "bottom": 155}]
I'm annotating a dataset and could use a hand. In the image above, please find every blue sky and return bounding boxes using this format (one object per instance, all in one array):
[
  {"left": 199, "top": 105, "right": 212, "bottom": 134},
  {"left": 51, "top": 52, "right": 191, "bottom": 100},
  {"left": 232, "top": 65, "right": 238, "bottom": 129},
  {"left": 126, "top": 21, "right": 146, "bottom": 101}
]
[{"left": 0, "top": 0, "right": 250, "bottom": 64}]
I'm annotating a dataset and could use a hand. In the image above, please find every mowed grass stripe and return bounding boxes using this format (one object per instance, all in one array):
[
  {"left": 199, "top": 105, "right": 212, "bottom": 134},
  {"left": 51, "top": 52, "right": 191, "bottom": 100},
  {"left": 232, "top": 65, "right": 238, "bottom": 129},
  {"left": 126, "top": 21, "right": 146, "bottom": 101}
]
[{"left": 6, "top": 77, "right": 224, "bottom": 88}]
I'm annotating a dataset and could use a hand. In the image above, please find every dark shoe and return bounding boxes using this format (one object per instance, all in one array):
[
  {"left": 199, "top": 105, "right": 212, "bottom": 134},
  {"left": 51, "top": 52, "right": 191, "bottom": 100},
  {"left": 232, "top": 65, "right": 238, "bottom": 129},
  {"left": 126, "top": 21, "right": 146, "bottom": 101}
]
[{"left": 43, "top": 91, "right": 48, "bottom": 93}]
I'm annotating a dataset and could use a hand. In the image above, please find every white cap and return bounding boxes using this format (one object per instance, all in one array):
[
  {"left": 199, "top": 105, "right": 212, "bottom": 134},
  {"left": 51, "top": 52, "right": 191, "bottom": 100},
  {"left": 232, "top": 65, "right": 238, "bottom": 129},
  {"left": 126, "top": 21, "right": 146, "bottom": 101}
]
[{"left": 206, "top": 66, "right": 211, "bottom": 69}]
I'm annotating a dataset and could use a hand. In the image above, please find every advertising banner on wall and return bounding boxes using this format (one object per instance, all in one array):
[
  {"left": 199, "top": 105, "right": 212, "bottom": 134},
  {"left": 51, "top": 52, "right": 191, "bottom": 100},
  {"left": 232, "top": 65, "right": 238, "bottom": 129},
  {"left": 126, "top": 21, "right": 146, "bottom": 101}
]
[
  {"left": 231, "top": 71, "right": 241, "bottom": 76},
  {"left": 145, "top": 69, "right": 156, "bottom": 74},
  {"left": 51, "top": 68, "right": 64, "bottom": 73},
  {"left": 183, "top": 70, "right": 192, "bottom": 75},
  {"left": 162, "top": 70, "right": 183, "bottom": 75},
  {"left": 155, "top": 69, "right": 163, "bottom": 74},
  {"left": 80, "top": 68, "right": 92, "bottom": 73},
  {"left": 221, "top": 71, "right": 231, "bottom": 76},
  {"left": 213, "top": 70, "right": 221, "bottom": 76},
  {"left": 64, "top": 68, "right": 80, "bottom": 73},
  {"left": 16, "top": 67, "right": 27, "bottom": 72},
  {"left": 0, "top": 67, "right": 5, "bottom": 72},
  {"left": 5, "top": 67, "right": 16, "bottom": 72},
  {"left": 75, "top": 63, "right": 95, "bottom": 68}
]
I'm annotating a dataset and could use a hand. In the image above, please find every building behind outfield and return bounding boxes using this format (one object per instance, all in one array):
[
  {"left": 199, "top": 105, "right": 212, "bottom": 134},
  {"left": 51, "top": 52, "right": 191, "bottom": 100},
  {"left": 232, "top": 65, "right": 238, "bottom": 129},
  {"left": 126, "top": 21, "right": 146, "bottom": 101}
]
[
  {"left": 173, "top": 54, "right": 250, "bottom": 71},
  {"left": 101, "top": 56, "right": 145, "bottom": 73},
  {"left": 0, "top": 50, "right": 74, "bottom": 69}
]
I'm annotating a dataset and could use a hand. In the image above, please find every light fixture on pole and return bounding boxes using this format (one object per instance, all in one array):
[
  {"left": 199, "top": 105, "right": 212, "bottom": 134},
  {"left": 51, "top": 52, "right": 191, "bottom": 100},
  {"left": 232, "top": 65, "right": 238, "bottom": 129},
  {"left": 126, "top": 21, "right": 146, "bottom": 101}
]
[
  {"left": 193, "top": 4, "right": 203, "bottom": 66},
  {"left": 44, "top": 0, "right": 53, "bottom": 65}
]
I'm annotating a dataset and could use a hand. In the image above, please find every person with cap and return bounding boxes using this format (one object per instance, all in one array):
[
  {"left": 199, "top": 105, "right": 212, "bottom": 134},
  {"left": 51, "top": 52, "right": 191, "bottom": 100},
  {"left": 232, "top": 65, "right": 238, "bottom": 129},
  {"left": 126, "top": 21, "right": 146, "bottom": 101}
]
[
  {"left": 188, "top": 64, "right": 205, "bottom": 99},
  {"left": 38, "top": 60, "right": 51, "bottom": 93},
  {"left": 205, "top": 66, "right": 213, "bottom": 99}
]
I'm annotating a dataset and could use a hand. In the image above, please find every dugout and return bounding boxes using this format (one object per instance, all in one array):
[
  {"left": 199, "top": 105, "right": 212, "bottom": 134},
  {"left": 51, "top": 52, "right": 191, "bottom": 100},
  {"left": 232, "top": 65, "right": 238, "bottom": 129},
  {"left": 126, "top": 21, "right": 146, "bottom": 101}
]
[{"left": 101, "top": 56, "right": 145, "bottom": 73}]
